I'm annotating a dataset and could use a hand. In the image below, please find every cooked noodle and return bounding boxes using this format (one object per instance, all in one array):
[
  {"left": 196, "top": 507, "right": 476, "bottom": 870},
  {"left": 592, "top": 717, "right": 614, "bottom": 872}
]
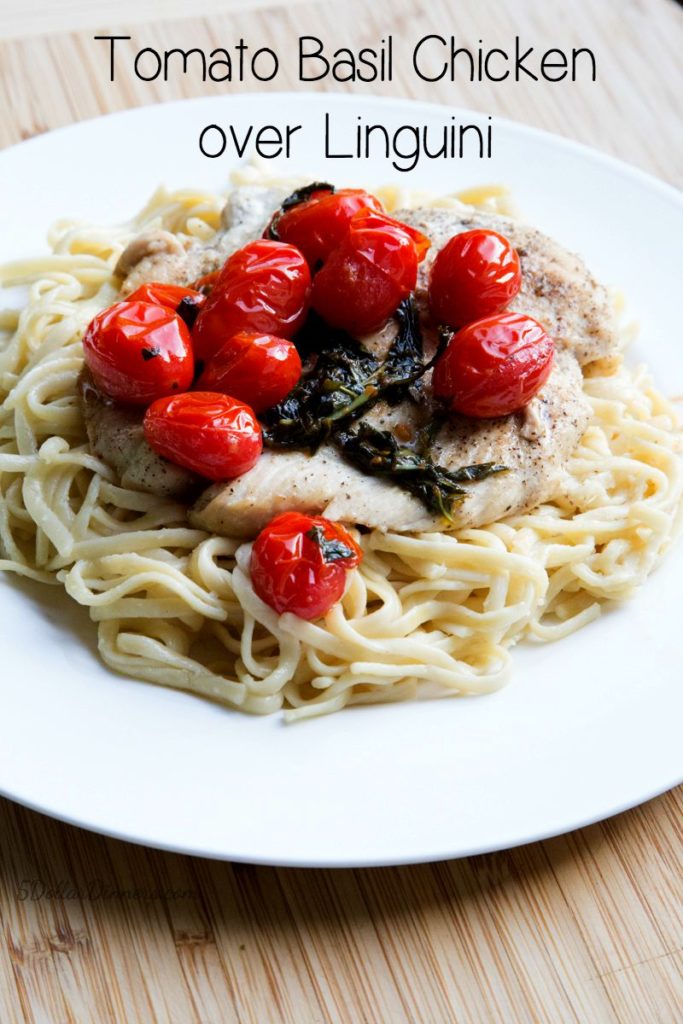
[{"left": 1, "top": 180, "right": 681, "bottom": 720}]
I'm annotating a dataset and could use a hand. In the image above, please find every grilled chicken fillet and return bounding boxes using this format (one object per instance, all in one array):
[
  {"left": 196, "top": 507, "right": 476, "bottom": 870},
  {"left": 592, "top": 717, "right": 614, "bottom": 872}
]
[{"left": 115, "top": 186, "right": 290, "bottom": 294}]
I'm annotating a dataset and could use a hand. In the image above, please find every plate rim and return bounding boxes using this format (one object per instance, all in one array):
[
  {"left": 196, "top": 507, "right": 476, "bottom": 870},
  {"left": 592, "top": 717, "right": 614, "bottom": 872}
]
[{"left": 1, "top": 761, "right": 680, "bottom": 867}]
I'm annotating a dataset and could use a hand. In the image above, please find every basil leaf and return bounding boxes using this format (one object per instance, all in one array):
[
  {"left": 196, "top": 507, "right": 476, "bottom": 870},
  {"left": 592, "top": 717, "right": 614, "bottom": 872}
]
[
  {"left": 305, "top": 525, "right": 356, "bottom": 563},
  {"left": 336, "top": 423, "right": 507, "bottom": 523}
]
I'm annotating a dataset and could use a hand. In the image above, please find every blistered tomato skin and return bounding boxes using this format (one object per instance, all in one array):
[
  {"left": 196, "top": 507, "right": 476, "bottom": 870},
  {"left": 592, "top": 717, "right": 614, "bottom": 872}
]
[
  {"left": 349, "top": 208, "right": 431, "bottom": 263},
  {"left": 429, "top": 229, "right": 522, "bottom": 329},
  {"left": 270, "top": 188, "right": 385, "bottom": 268},
  {"left": 311, "top": 218, "right": 421, "bottom": 336},
  {"left": 127, "top": 282, "right": 206, "bottom": 329},
  {"left": 432, "top": 312, "right": 555, "bottom": 419},
  {"left": 197, "top": 332, "right": 302, "bottom": 413},
  {"left": 82, "top": 300, "right": 194, "bottom": 406},
  {"left": 143, "top": 392, "right": 263, "bottom": 480},
  {"left": 126, "top": 282, "right": 204, "bottom": 311},
  {"left": 250, "top": 512, "right": 362, "bottom": 620},
  {"left": 192, "top": 270, "right": 221, "bottom": 296},
  {"left": 191, "top": 241, "right": 311, "bottom": 362}
]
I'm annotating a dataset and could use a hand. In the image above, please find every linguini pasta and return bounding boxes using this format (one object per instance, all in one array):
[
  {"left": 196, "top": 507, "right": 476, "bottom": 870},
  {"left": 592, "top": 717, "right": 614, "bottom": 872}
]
[{"left": 1, "top": 180, "right": 681, "bottom": 720}]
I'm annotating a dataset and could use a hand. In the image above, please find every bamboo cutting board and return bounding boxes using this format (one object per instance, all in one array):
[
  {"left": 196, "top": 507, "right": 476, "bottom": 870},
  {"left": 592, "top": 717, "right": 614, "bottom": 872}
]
[{"left": 0, "top": 1, "right": 682, "bottom": 1021}]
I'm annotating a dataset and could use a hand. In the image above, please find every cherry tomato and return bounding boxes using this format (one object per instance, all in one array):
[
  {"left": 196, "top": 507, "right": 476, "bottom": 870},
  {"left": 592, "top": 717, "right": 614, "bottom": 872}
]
[
  {"left": 311, "top": 217, "right": 420, "bottom": 335},
  {"left": 432, "top": 312, "right": 554, "bottom": 418},
  {"left": 82, "top": 300, "right": 194, "bottom": 406},
  {"left": 269, "top": 188, "right": 384, "bottom": 268},
  {"left": 196, "top": 332, "right": 302, "bottom": 413},
  {"left": 127, "top": 282, "right": 205, "bottom": 329},
  {"left": 192, "top": 270, "right": 220, "bottom": 296},
  {"left": 127, "top": 281, "right": 204, "bottom": 311},
  {"left": 143, "top": 392, "right": 262, "bottom": 480},
  {"left": 349, "top": 208, "right": 431, "bottom": 263},
  {"left": 250, "top": 512, "right": 362, "bottom": 620},
  {"left": 429, "top": 229, "right": 522, "bottom": 329},
  {"left": 192, "top": 241, "right": 311, "bottom": 362}
]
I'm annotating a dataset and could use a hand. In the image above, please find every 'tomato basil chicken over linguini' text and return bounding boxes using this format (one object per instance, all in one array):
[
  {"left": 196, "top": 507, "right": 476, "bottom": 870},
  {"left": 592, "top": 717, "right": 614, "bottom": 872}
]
[{"left": 1, "top": 174, "right": 681, "bottom": 720}]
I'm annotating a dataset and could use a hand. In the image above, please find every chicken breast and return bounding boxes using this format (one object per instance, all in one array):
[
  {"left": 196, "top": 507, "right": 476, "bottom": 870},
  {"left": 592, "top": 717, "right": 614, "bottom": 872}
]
[
  {"left": 116, "top": 191, "right": 617, "bottom": 368},
  {"left": 397, "top": 206, "right": 617, "bottom": 368},
  {"left": 191, "top": 447, "right": 433, "bottom": 536},
  {"left": 78, "top": 371, "right": 198, "bottom": 498},
  {"left": 190, "top": 348, "right": 589, "bottom": 536},
  {"left": 115, "top": 186, "right": 290, "bottom": 295}
]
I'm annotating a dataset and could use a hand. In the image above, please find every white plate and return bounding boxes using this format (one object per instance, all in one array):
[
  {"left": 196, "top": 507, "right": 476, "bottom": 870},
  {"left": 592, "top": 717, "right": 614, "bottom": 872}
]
[{"left": 1, "top": 93, "right": 681, "bottom": 866}]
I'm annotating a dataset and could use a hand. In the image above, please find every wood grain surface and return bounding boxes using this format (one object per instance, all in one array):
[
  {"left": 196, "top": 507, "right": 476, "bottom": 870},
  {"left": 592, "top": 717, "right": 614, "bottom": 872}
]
[{"left": 1, "top": 0, "right": 682, "bottom": 1021}]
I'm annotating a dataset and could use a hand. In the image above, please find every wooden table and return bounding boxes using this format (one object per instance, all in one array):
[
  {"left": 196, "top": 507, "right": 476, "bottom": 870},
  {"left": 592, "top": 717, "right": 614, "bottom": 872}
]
[{"left": 1, "top": 1, "right": 682, "bottom": 1020}]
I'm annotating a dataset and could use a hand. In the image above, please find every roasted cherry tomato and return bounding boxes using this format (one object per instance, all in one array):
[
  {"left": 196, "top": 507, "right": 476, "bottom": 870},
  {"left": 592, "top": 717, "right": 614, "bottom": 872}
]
[
  {"left": 192, "top": 270, "right": 221, "bottom": 296},
  {"left": 429, "top": 229, "right": 521, "bottom": 329},
  {"left": 196, "top": 331, "right": 302, "bottom": 413},
  {"left": 432, "top": 312, "right": 554, "bottom": 418},
  {"left": 82, "top": 300, "right": 194, "bottom": 406},
  {"left": 310, "top": 215, "right": 422, "bottom": 335},
  {"left": 269, "top": 188, "right": 384, "bottom": 268},
  {"left": 127, "top": 282, "right": 205, "bottom": 329},
  {"left": 250, "top": 511, "right": 362, "bottom": 620},
  {"left": 349, "top": 208, "right": 431, "bottom": 263},
  {"left": 143, "top": 392, "right": 262, "bottom": 480},
  {"left": 192, "top": 241, "right": 311, "bottom": 362}
]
